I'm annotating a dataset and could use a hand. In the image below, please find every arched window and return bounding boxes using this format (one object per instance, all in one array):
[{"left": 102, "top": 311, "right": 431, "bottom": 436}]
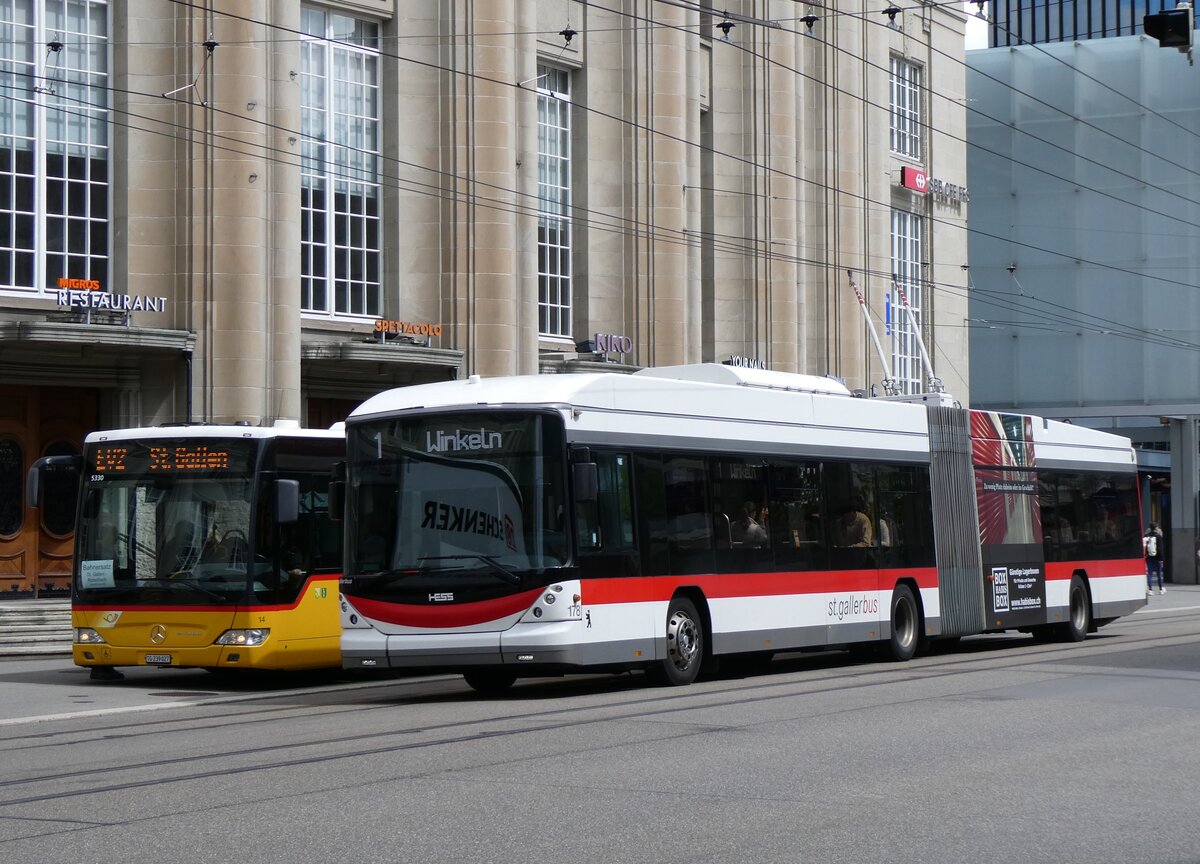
[{"left": 0, "top": 438, "right": 22, "bottom": 537}]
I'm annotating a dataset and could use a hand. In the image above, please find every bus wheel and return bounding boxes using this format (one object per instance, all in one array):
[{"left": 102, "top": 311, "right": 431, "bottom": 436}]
[
  {"left": 1059, "top": 576, "right": 1091, "bottom": 643},
  {"left": 463, "top": 669, "right": 517, "bottom": 695},
  {"left": 885, "top": 584, "right": 920, "bottom": 662},
  {"left": 651, "top": 597, "right": 704, "bottom": 686}
]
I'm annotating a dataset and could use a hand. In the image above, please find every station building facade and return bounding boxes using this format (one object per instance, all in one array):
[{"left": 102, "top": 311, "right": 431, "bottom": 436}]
[{"left": 0, "top": 0, "right": 969, "bottom": 594}]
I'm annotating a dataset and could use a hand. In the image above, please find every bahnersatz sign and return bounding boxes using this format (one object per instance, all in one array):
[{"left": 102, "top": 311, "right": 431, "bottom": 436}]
[
  {"left": 900, "top": 166, "right": 969, "bottom": 203},
  {"left": 55, "top": 278, "right": 167, "bottom": 312}
]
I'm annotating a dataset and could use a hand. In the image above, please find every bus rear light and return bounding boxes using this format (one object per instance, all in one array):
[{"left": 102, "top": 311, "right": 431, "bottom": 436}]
[
  {"left": 75, "top": 628, "right": 106, "bottom": 644},
  {"left": 573, "top": 594, "right": 581, "bottom": 604},
  {"left": 543, "top": 592, "right": 557, "bottom": 604},
  {"left": 214, "top": 629, "right": 270, "bottom": 647}
]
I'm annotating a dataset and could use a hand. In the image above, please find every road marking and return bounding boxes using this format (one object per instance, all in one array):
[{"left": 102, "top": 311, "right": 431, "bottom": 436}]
[
  {"left": 0, "top": 700, "right": 200, "bottom": 727},
  {"left": 0, "top": 674, "right": 460, "bottom": 727}
]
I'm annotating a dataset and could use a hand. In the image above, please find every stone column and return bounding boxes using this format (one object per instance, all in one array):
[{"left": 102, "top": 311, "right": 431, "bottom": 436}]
[
  {"left": 179, "top": 0, "right": 283, "bottom": 424},
  {"left": 764, "top": 25, "right": 799, "bottom": 372},
  {"left": 449, "top": 0, "right": 524, "bottom": 378},
  {"left": 643, "top": 1, "right": 688, "bottom": 366},
  {"left": 1169, "top": 417, "right": 1198, "bottom": 585}
]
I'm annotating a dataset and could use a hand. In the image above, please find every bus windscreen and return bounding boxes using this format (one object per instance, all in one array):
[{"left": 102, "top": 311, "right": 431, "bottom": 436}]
[{"left": 77, "top": 439, "right": 259, "bottom": 604}]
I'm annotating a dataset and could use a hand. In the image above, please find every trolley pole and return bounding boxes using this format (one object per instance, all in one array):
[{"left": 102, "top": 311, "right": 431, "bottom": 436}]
[{"left": 846, "top": 271, "right": 898, "bottom": 396}]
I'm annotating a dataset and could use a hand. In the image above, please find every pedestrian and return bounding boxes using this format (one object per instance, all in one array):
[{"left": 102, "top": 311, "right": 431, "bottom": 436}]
[{"left": 1144, "top": 521, "right": 1166, "bottom": 595}]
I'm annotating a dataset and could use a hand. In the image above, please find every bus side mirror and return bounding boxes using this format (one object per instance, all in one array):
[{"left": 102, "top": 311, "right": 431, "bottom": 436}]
[
  {"left": 276, "top": 479, "right": 300, "bottom": 524},
  {"left": 573, "top": 462, "right": 598, "bottom": 503},
  {"left": 328, "top": 481, "right": 344, "bottom": 523},
  {"left": 26, "top": 454, "right": 81, "bottom": 509}
]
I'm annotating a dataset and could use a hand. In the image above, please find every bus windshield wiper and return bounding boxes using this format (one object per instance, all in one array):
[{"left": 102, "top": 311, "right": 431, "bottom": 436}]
[
  {"left": 141, "top": 577, "right": 229, "bottom": 603},
  {"left": 418, "top": 555, "right": 522, "bottom": 585},
  {"left": 364, "top": 568, "right": 420, "bottom": 587}
]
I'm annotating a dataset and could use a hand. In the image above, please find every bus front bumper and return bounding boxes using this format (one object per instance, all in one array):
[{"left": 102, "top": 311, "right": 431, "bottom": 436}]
[
  {"left": 342, "top": 622, "right": 655, "bottom": 671},
  {"left": 74, "top": 642, "right": 299, "bottom": 670}
]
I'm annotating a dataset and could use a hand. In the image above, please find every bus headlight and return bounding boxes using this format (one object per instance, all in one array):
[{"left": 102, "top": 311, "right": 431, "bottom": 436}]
[
  {"left": 214, "top": 629, "right": 270, "bottom": 647},
  {"left": 75, "top": 628, "right": 106, "bottom": 644}
]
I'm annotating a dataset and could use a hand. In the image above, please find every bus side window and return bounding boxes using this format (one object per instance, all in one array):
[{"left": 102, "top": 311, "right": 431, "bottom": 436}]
[
  {"left": 576, "top": 452, "right": 634, "bottom": 554},
  {"left": 876, "top": 464, "right": 935, "bottom": 568},
  {"left": 634, "top": 453, "right": 669, "bottom": 576},
  {"left": 662, "top": 455, "right": 713, "bottom": 575},
  {"left": 769, "top": 460, "right": 826, "bottom": 572},
  {"left": 825, "top": 462, "right": 878, "bottom": 569}
]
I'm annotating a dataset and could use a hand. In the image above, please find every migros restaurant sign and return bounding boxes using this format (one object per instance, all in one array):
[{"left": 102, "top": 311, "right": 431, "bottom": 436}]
[{"left": 55, "top": 278, "right": 167, "bottom": 313}]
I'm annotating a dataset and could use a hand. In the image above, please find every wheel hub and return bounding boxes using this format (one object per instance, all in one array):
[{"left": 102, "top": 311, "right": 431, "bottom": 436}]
[{"left": 667, "top": 610, "right": 699, "bottom": 670}]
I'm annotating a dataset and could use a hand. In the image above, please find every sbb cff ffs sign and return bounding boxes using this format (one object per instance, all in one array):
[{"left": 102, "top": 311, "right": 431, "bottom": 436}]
[{"left": 900, "top": 166, "right": 970, "bottom": 203}]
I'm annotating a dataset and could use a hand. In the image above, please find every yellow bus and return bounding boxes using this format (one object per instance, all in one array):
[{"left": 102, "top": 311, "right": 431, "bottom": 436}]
[{"left": 28, "top": 426, "right": 344, "bottom": 680}]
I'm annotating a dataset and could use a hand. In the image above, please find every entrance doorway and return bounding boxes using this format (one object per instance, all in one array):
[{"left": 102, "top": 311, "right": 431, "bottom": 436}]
[
  {"left": 0, "top": 386, "right": 97, "bottom": 597},
  {"left": 307, "top": 397, "right": 360, "bottom": 430}
]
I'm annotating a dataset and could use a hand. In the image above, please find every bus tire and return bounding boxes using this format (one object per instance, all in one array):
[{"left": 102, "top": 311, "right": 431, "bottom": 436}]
[
  {"left": 1058, "top": 576, "right": 1090, "bottom": 643},
  {"left": 884, "top": 584, "right": 920, "bottom": 662},
  {"left": 650, "top": 597, "right": 704, "bottom": 686},
  {"left": 463, "top": 669, "right": 517, "bottom": 695}
]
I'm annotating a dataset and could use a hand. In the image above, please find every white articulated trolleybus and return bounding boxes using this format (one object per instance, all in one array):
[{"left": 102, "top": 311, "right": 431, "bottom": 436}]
[{"left": 336, "top": 364, "right": 1147, "bottom": 693}]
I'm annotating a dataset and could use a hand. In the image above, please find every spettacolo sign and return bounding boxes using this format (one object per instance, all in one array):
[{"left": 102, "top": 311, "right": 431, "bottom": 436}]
[{"left": 375, "top": 319, "right": 444, "bottom": 337}]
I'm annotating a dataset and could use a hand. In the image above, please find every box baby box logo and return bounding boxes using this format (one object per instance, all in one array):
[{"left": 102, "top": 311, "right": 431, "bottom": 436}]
[{"left": 992, "top": 567, "right": 1010, "bottom": 613}]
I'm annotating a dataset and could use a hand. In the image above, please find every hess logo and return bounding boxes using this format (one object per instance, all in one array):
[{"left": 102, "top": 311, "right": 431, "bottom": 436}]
[{"left": 428, "top": 592, "right": 454, "bottom": 603}]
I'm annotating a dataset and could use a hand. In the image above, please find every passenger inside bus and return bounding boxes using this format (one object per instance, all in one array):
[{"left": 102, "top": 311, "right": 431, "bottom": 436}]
[
  {"left": 731, "top": 500, "right": 768, "bottom": 547},
  {"left": 833, "top": 500, "right": 874, "bottom": 547}
]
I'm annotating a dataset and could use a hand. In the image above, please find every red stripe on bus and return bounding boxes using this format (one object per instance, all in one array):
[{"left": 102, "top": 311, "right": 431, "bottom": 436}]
[
  {"left": 582, "top": 567, "right": 939, "bottom": 605},
  {"left": 1044, "top": 559, "right": 1144, "bottom": 579},
  {"left": 351, "top": 588, "right": 544, "bottom": 628},
  {"left": 75, "top": 573, "right": 342, "bottom": 614}
]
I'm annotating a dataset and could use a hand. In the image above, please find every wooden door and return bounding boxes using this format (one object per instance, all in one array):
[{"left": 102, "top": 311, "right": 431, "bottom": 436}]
[
  {"left": 0, "top": 386, "right": 96, "bottom": 597},
  {"left": 0, "top": 387, "right": 36, "bottom": 595}
]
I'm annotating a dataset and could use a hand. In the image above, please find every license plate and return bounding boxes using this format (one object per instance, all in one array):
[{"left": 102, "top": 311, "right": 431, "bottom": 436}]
[{"left": 144, "top": 654, "right": 172, "bottom": 665}]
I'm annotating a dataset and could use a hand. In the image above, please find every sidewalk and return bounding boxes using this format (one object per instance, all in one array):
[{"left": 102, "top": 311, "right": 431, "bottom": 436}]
[{"left": 1137, "top": 582, "right": 1200, "bottom": 612}]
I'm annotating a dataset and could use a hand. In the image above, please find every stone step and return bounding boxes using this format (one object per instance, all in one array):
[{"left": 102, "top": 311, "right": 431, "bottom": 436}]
[
  {"left": 0, "top": 643, "right": 72, "bottom": 656},
  {"left": 0, "top": 602, "right": 74, "bottom": 656},
  {"left": 0, "top": 625, "right": 72, "bottom": 638},
  {"left": 0, "top": 631, "right": 69, "bottom": 644},
  {"left": 0, "top": 613, "right": 72, "bottom": 626}
]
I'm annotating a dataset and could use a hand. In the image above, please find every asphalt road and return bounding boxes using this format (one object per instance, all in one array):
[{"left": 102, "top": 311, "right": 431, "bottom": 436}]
[{"left": 2, "top": 588, "right": 1199, "bottom": 864}]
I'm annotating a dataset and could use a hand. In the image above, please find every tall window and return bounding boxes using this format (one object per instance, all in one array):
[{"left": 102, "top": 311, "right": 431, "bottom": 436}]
[
  {"left": 891, "top": 209, "right": 924, "bottom": 394},
  {"left": 300, "top": 8, "right": 381, "bottom": 318},
  {"left": 889, "top": 57, "right": 921, "bottom": 160},
  {"left": 537, "top": 65, "right": 571, "bottom": 338},
  {"left": 0, "top": 0, "right": 108, "bottom": 295}
]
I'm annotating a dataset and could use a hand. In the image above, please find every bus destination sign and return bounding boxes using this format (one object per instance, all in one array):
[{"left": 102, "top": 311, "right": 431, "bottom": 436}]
[{"left": 89, "top": 441, "right": 252, "bottom": 476}]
